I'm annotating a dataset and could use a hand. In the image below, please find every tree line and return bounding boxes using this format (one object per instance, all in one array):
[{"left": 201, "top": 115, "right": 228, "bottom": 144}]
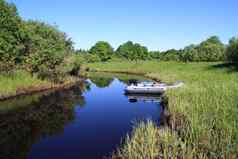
[
  {"left": 1, "top": 0, "right": 238, "bottom": 82},
  {"left": 76, "top": 36, "right": 238, "bottom": 63}
]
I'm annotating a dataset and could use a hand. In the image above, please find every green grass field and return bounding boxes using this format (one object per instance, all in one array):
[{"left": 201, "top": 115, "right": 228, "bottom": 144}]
[
  {"left": 0, "top": 70, "right": 50, "bottom": 99},
  {"left": 86, "top": 61, "right": 238, "bottom": 158}
]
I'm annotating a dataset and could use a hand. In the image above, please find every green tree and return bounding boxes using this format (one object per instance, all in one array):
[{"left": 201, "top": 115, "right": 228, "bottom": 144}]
[
  {"left": 89, "top": 41, "right": 113, "bottom": 61},
  {"left": 159, "top": 49, "right": 181, "bottom": 61},
  {"left": 149, "top": 51, "right": 160, "bottom": 59},
  {"left": 180, "top": 36, "right": 225, "bottom": 62},
  {"left": 116, "top": 41, "right": 134, "bottom": 60},
  {"left": 23, "top": 21, "right": 73, "bottom": 73},
  {"left": 75, "top": 49, "right": 88, "bottom": 54},
  {"left": 134, "top": 43, "right": 149, "bottom": 60},
  {"left": 74, "top": 49, "right": 100, "bottom": 63},
  {"left": 116, "top": 41, "right": 149, "bottom": 60},
  {"left": 196, "top": 36, "right": 225, "bottom": 61},
  {"left": 182, "top": 44, "right": 199, "bottom": 62},
  {"left": 0, "top": 0, "right": 26, "bottom": 72},
  {"left": 225, "top": 37, "right": 238, "bottom": 62}
]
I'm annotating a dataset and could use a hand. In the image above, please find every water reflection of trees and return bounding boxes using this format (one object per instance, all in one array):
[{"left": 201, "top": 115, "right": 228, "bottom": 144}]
[
  {"left": 91, "top": 77, "right": 114, "bottom": 88},
  {"left": 87, "top": 72, "right": 148, "bottom": 87},
  {"left": 0, "top": 82, "right": 88, "bottom": 159}
]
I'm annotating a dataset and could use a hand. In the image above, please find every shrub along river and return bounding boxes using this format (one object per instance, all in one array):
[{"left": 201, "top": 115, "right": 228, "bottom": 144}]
[{"left": 0, "top": 73, "right": 163, "bottom": 159}]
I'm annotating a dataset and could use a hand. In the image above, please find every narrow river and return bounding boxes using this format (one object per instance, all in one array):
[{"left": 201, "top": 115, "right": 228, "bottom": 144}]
[{"left": 0, "top": 73, "right": 163, "bottom": 159}]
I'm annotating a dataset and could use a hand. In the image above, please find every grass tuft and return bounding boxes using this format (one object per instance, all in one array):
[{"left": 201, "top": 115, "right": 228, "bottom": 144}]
[{"left": 112, "top": 120, "right": 159, "bottom": 159}]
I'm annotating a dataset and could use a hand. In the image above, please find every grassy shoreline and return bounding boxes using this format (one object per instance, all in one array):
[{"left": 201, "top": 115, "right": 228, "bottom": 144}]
[
  {"left": 86, "top": 61, "right": 238, "bottom": 158},
  {"left": 0, "top": 70, "right": 80, "bottom": 101}
]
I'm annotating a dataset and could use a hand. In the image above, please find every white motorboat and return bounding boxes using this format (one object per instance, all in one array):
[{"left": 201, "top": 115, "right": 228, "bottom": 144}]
[
  {"left": 125, "top": 82, "right": 167, "bottom": 94},
  {"left": 124, "top": 81, "right": 184, "bottom": 94}
]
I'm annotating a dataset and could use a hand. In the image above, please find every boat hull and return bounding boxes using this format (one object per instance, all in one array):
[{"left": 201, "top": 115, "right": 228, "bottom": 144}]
[
  {"left": 124, "top": 88, "right": 164, "bottom": 94},
  {"left": 124, "top": 81, "right": 184, "bottom": 94}
]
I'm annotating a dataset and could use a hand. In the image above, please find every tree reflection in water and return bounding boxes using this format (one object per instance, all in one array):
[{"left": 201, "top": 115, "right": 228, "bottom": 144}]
[
  {"left": 87, "top": 72, "right": 148, "bottom": 87},
  {"left": 90, "top": 77, "right": 114, "bottom": 88},
  {"left": 0, "top": 81, "right": 89, "bottom": 159}
]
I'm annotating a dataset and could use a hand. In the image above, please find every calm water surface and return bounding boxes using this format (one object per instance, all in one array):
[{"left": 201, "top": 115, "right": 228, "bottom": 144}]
[{"left": 0, "top": 74, "right": 163, "bottom": 159}]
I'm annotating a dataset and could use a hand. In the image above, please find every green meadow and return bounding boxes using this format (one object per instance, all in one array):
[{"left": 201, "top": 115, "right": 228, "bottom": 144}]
[{"left": 86, "top": 61, "right": 238, "bottom": 158}]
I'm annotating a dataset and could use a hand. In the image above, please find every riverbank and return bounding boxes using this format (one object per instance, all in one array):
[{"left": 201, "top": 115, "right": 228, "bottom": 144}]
[
  {"left": 86, "top": 61, "right": 238, "bottom": 158},
  {"left": 0, "top": 70, "right": 80, "bottom": 101}
]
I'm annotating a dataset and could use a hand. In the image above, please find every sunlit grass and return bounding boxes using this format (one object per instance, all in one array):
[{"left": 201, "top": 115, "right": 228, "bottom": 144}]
[
  {"left": 87, "top": 61, "right": 238, "bottom": 158},
  {"left": 0, "top": 70, "right": 49, "bottom": 98},
  {"left": 112, "top": 120, "right": 159, "bottom": 159}
]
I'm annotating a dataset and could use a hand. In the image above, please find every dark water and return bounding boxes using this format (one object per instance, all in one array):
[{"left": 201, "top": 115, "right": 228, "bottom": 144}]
[{"left": 0, "top": 74, "right": 163, "bottom": 159}]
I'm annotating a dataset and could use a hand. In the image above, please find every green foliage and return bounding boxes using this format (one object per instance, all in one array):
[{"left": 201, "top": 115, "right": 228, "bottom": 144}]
[
  {"left": 89, "top": 41, "right": 113, "bottom": 61},
  {"left": 23, "top": 21, "right": 73, "bottom": 72},
  {"left": 91, "top": 77, "right": 113, "bottom": 88},
  {"left": 20, "top": 21, "right": 75, "bottom": 82},
  {"left": 116, "top": 41, "right": 149, "bottom": 60},
  {"left": 225, "top": 37, "right": 238, "bottom": 62},
  {"left": 0, "top": 0, "right": 26, "bottom": 71},
  {"left": 37, "top": 53, "right": 83, "bottom": 82},
  {"left": 153, "top": 36, "right": 225, "bottom": 62},
  {"left": 66, "top": 54, "right": 82, "bottom": 76},
  {"left": 74, "top": 52, "right": 101, "bottom": 63},
  {"left": 75, "top": 49, "right": 88, "bottom": 54},
  {"left": 159, "top": 49, "right": 182, "bottom": 61},
  {"left": 0, "top": 60, "right": 15, "bottom": 73},
  {"left": 0, "top": 0, "right": 78, "bottom": 82},
  {"left": 149, "top": 51, "right": 160, "bottom": 59},
  {"left": 83, "top": 53, "right": 101, "bottom": 63},
  {"left": 182, "top": 44, "right": 199, "bottom": 62},
  {"left": 195, "top": 36, "right": 225, "bottom": 61}
]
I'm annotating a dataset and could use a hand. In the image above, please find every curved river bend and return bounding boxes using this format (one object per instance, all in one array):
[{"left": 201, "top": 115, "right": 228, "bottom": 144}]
[{"left": 0, "top": 73, "right": 163, "bottom": 159}]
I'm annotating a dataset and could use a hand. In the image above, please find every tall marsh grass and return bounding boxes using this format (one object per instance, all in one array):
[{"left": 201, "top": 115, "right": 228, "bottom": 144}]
[
  {"left": 112, "top": 120, "right": 159, "bottom": 159},
  {"left": 0, "top": 70, "right": 49, "bottom": 98},
  {"left": 87, "top": 61, "right": 238, "bottom": 158}
]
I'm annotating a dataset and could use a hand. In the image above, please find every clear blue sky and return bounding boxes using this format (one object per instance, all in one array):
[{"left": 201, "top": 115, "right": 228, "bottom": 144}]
[{"left": 9, "top": 0, "right": 238, "bottom": 51}]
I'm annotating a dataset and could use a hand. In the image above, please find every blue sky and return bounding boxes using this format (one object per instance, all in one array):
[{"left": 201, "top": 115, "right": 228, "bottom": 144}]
[{"left": 9, "top": 0, "right": 238, "bottom": 51}]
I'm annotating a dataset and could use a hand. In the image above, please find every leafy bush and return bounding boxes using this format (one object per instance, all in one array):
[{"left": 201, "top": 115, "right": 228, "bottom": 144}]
[
  {"left": 159, "top": 49, "right": 182, "bottom": 61},
  {"left": 195, "top": 36, "right": 225, "bottom": 61},
  {"left": 0, "top": 0, "right": 27, "bottom": 72},
  {"left": 84, "top": 53, "right": 101, "bottom": 63},
  {"left": 181, "top": 44, "right": 199, "bottom": 62},
  {"left": 73, "top": 53, "right": 100, "bottom": 63},
  {"left": 63, "top": 54, "right": 82, "bottom": 76},
  {"left": 23, "top": 21, "right": 73, "bottom": 73},
  {"left": 225, "top": 37, "right": 238, "bottom": 62},
  {"left": 89, "top": 41, "right": 113, "bottom": 61},
  {"left": 149, "top": 51, "right": 161, "bottom": 59},
  {"left": 116, "top": 41, "right": 149, "bottom": 60}
]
